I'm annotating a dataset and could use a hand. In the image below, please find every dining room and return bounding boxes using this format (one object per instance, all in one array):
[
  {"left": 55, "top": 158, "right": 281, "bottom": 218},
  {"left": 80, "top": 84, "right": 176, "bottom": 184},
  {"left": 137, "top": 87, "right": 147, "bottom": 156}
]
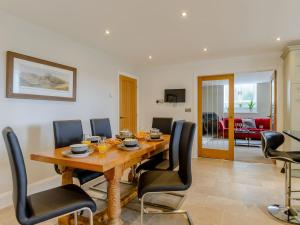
[{"left": 1, "top": 1, "right": 300, "bottom": 225}]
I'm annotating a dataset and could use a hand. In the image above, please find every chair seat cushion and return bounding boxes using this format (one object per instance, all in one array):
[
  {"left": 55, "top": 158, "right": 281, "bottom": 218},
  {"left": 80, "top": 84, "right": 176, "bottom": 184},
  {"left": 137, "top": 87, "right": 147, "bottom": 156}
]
[
  {"left": 73, "top": 169, "right": 103, "bottom": 185},
  {"left": 26, "top": 184, "right": 96, "bottom": 225},
  {"left": 138, "top": 171, "right": 187, "bottom": 198},
  {"left": 269, "top": 151, "right": 300, "bottom": 163}
]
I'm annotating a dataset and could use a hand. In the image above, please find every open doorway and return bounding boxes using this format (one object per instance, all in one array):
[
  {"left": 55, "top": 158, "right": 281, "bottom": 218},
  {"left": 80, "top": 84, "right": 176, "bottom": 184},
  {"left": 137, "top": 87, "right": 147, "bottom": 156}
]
[
  {"left": 230, "top": 70, "right": 276, "bottom": 163},
  {"left": 197, "top": 71, "right": 276, "bottom": 163}
]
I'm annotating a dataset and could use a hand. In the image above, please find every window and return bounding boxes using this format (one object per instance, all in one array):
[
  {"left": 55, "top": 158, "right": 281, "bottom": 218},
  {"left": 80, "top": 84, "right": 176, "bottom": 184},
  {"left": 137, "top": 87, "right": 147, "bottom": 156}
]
[{"left": 224, "top": 83, "right": 257, "bottom": 113}]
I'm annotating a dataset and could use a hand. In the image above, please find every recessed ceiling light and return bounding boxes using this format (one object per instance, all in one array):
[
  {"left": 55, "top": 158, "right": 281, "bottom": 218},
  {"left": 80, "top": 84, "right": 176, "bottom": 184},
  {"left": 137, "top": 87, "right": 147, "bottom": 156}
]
[
  {"left": 276, "top": 37, "right": 281, "bottom": 41},
  {"left": 148, "top": 55, "right": 152, "bottom": 60},
  {"left": 181, "top": 11, "right": 187, "bottom": 18},
  {"left": 203, "top": 48, "right": 208, "bottom": 52},
  {"left": 105, "top": 30, "right": 110, "bottom": 35}
]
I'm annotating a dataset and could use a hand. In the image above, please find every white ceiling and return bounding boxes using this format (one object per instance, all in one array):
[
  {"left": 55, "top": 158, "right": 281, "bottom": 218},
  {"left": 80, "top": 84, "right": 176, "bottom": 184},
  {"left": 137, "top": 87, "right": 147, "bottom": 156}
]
[{"left": 0, "top": 0, "right": 299, "bottom": 67}]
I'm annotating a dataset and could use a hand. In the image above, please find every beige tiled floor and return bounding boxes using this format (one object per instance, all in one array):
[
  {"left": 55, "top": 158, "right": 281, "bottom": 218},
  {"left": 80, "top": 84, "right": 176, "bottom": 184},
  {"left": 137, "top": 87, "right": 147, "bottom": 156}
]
[{"left": 0, "top": 158, "right": 293, "bottom": 225}]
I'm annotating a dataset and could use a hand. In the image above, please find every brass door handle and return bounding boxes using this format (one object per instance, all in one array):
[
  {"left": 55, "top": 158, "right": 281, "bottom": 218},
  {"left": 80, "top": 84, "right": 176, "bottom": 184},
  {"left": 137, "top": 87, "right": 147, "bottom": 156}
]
[{"left": 120, "top": 116, "right": 127, "bottom": 119}]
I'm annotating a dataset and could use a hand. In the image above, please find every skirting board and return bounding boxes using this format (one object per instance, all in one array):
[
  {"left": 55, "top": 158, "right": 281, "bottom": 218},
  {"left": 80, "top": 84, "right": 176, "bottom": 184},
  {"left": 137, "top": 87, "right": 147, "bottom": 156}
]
[{"left": 0, "top": 175, "right": 61, "bottom": 209}]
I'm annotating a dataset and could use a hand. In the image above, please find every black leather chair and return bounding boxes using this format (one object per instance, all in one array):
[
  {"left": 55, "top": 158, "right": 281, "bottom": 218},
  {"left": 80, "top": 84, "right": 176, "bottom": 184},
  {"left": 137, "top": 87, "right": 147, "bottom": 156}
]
[
  {"left": 152, "top": 117, "right": 173, "bottom": 134},
  {"left": 261, "top": 131, "right": 300, "bottom": 224},
  {"left": 90, "top": 118, "right": 112, "bottom": 138},
  {"left": 137, "top": 117, "right": 173, "bottom": 180},
  {"left": 138, "top": 122, "right": 196, "bottom": 225},
  {"left": 136, "top": 120, "right": 185, "bottom": 210},
  {"left": 136, "top": 120, "right": 184, "bottom": 173},
  {"left": 53, "top": 120, "right": 103, "bottom": 185},
  {"left": 2, "top": 127, "right": 96, "bottom": 225}
]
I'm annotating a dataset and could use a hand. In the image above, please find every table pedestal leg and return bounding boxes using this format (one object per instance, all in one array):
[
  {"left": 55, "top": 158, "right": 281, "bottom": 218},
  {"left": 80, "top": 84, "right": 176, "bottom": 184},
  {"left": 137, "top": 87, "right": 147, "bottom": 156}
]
[{"left": 105, "top": 166, "right": 124, "bottom": 225}]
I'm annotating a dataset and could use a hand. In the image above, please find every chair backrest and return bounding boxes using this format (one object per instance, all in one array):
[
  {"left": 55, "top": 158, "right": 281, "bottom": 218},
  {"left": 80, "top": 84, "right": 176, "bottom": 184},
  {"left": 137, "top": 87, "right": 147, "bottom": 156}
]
[
  {"left": 168, "top": 120, "right": 185, "bottom": 170},
  {"left": 152, "top": 117, "right": 173, "bottom": 134},
  {"left": 178, "top": 122, "right": 196, "bottom": 187},
  {"left": 90, "top": 118, "right": 112, "bottom": 138},
  {"left": 261, "top": 131, "right": 284, "bottom": 158},
  {"left": 53, "top": 120, "right": 83, "bottom": 148},
  {"left": 2, "top": 127, "right": 28, "bottom": 224}
]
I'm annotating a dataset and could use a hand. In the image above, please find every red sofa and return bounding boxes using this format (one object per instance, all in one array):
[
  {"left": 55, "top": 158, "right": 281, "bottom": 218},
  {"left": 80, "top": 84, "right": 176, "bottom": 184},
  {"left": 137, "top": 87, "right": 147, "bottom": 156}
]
[{"left": 219, "top": 118, "right": 271, "bottom": 140}]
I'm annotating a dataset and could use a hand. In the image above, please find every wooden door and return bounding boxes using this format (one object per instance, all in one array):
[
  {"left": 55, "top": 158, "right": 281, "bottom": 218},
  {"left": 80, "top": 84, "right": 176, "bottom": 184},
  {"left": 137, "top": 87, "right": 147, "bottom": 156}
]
[
  {"left": 119, "top": 75, "right": 137, "bottom": 133},
  {"left": 198, "top": 74, "right": 235, "bottom": 160}
]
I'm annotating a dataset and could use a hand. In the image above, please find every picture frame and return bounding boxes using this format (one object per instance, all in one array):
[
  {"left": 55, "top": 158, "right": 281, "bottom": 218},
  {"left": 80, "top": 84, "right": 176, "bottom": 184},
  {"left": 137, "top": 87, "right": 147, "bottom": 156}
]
[{"left": 6, "top": 51, "right": 77, "bottom": 101}]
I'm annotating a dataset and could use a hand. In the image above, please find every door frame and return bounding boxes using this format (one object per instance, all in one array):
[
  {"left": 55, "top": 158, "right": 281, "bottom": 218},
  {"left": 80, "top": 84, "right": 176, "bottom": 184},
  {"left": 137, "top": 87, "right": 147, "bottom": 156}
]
[
  {"left": 117, "top": 72, "right": 139, "bottom": 133},
  {"left": 271, "top": 70, "right": 277, "bottom": 131},
  {"left": 198, "top": 74, "right": 235, "bottom": 160}
]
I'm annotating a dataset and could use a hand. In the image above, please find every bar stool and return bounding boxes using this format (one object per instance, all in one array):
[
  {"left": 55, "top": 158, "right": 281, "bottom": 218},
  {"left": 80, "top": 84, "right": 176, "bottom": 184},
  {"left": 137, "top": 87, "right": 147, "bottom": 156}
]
[{"left": 261, "top": 131, "right": 300, "bottom": 224}]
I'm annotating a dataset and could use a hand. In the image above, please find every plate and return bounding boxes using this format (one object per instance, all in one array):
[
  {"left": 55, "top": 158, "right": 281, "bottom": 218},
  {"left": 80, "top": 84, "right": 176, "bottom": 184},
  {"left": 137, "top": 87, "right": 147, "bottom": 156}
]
[
  {"left": 145, "top": 137, "right": 164, "bottom": 142},
  {"left": 117, "top": 143, "right": 141, "bottom": 151},
  {"left": 62, "top": 149, "right": 94, "bottom": 158}
]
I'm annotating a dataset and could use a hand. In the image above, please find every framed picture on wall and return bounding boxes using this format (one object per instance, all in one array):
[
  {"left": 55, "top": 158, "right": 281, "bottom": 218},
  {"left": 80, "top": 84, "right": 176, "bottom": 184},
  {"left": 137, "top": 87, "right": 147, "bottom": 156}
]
[{"left": 6, "top": 51, "right": 77, "bottom": 101}]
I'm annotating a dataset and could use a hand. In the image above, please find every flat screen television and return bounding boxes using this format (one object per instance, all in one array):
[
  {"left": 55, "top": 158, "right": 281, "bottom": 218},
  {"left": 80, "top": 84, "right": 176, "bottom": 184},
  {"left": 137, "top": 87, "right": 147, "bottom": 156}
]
[{"left": 164, "top": 89, "right": 186, "bottom": 103}]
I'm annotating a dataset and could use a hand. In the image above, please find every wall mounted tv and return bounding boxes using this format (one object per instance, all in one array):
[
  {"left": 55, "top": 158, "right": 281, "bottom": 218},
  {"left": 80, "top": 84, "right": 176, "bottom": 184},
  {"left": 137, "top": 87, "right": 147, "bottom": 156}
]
[{"left": 164, "top": 89, "right": 186, "bottom": 103}]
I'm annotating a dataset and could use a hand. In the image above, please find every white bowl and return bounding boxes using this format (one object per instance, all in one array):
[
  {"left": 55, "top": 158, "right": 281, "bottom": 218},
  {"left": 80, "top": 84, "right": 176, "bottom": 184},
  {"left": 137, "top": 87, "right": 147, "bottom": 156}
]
[
  {"left": 120, "top": 130, "right": 132, "bottom": 137},
  {"left": 150, "top": 132, "right": 162, "bottom": 139},
  {"left": 123, "top": 138, "right": 138, "bottom": 147},
  {"left": 150, "top": 128, "right": 160, "bottom": 133},
  {"left": 70, "top": 144, "right": 88, "bottom": 153}
]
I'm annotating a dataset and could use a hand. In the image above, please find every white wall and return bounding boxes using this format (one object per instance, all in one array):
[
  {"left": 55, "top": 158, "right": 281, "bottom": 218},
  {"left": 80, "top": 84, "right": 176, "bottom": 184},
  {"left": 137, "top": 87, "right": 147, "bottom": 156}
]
[
  {"left": 138, "top": 53, "right": 283, "bottom": 157},
  {"left": 0, "top": 11, "right": 135, "bottom": 200}
]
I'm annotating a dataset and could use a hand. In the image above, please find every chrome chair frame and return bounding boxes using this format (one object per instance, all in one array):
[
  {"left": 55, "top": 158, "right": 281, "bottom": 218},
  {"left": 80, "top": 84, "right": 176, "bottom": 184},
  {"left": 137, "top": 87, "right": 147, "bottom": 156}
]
[
  {"left": 140, "top": 192, "right": 193, "bottom": 225},
  {"left": 63, "top": 207, "right": 93, "bottom": 225}
]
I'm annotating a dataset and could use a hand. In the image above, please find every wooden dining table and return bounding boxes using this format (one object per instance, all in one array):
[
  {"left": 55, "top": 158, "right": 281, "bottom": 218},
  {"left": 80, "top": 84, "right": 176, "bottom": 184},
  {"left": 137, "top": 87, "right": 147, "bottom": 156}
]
[{"left": 30, "top": 135, "right": 170, "bottom": 225}]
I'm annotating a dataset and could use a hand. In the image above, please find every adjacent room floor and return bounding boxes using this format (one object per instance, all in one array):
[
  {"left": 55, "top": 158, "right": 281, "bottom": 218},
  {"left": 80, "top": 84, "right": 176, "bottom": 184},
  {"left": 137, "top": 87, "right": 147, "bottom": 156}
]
[
  {"left": 0, "top": 158, "right": 292, "bottom": 225},
  {"left": 235, "top": 145, "right": 272, "bottom": 164},
  {"left": 203, "top": 136, "right": 270, "bottom": 164}
]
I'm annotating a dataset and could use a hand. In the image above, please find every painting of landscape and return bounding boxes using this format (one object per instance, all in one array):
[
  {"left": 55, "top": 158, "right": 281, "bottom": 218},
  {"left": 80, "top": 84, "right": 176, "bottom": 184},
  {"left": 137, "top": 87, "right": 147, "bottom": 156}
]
[
  {"left": 6, "top": 51, "right": 76, "bottom": 101},
  {"left": 18, "top": 63, "right": 70, "bottom": 91}
]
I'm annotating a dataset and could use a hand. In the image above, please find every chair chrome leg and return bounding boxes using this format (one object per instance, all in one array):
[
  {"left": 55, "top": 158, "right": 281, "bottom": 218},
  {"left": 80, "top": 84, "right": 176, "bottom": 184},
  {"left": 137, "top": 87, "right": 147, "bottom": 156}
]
[
  {"left": 87, "top": 208, "right": 94, "bottom": 225},
  {"left": 140, "top": 192, "right": 193, "bottom": 225},
  {"left": 57, "top": 207, "right": 94, "bottom": 225},
  {"left": 268, "top": 162, "right": 300, "bottom": 224},
  {"left": 286, "top": 162, "right": 291, "bottom": 209},
  {"left": 141, "top": 195, "right": 145, "bottom": 225},
  {"left": 143, "top": 192, "right": 186, "bottom": 211},
  {"left": 74, "top": 212, "right": 78, "bottom": 225},
  {"left": 89, "top": 179, "right": 107, "bottom": 194}
]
